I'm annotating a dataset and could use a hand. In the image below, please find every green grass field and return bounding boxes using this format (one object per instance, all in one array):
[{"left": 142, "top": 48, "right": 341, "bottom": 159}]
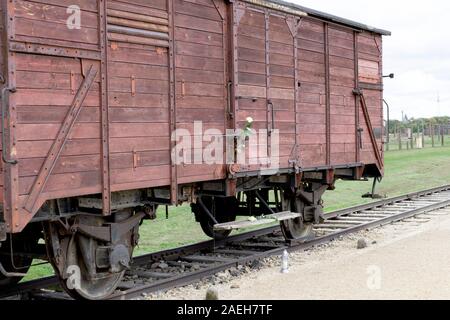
[{"left": 23, "top": 145, "right": 450, "bottom": 281}]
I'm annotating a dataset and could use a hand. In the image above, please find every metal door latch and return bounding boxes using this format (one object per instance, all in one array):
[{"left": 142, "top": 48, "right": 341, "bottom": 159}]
[{"left": 357, "top": 128, "right": 364, "bottom": 149}]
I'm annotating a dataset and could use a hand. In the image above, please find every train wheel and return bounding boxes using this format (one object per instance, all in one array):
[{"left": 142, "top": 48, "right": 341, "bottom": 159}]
[
  {"left": 49, "top": 234, "right": 125, "bottom": 300},
  {"left": 280, "top": 191, "right": 314, "bottom": 241},
  {"left": 193, "top": 196, "right": 238, "bottom": 240},
  {"left": 280, "top": 218, "right": 314, "bottom": 241},
  {"left": 45, "top": 210, "right": 141, "bottom": 300}
]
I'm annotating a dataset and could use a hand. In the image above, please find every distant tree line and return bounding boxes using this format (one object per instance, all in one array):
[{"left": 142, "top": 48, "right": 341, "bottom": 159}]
[{"left": 387, "top": 116, "right": 450, "bottom": 134}]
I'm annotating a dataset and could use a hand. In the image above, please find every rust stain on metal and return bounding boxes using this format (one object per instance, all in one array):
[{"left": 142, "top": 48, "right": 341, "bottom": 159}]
[{"left": 227, "top": 164, "right": 241, "bottom": 176}]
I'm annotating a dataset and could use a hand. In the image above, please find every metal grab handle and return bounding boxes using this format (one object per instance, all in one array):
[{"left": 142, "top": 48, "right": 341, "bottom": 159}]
[
  {"left": 268, "top": 100, "right": 275, "bottom": 135},
  {"left": 1, "top": 87, "right": 18, "bottom": 165},
  {"left": 357, "top": 128, "right": 364, "bottom": 149},
  {"left": 0, "top": 261, "right": 27, "bottom": 278},
  {"left": 227, "top": 81, "right": 234, "bottom": 120}
]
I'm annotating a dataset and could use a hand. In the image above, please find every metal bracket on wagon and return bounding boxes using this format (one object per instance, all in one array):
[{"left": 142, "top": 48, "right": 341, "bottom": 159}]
[
  {"left": 304, "top": 205, "right": 324, "bottom": 224},
  {"left": 74, "top": 212, "right": 146, "bottom": 244}
]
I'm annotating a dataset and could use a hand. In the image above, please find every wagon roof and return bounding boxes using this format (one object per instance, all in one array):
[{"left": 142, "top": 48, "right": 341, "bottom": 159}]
[{"left": 243, "top": 0, "right": 392, "bottom": 36}]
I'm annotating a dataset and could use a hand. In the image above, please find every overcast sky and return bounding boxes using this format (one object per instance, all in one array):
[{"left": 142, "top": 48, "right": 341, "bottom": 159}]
[{"left": 290, "top": 0, "right": 450, "bottom": 120}]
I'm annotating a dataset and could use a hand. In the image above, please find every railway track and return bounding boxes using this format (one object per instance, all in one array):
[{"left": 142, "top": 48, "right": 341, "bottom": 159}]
[{"left": 2, "top": 185, "right": 450, "bottom": 301}]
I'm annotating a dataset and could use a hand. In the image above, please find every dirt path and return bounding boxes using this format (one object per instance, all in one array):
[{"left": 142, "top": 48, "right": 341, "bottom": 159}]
[{"left": 149, "top": 208, "right": 450, "bottom": 300}]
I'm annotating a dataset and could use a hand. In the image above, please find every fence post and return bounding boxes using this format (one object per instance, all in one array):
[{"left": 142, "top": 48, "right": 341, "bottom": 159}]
[
  {"left": 431, "top": 125, "right": 435, "bottom": 147},
  {"left": 442, "top": 126, "right": 445, "bottom": 147},
  {"left": 398, "top": 129, "right": 402, "bottom": 150},
  {"left": 386, "top": 133, "right": 390, "bottom": 151},
  {"left": 422, "top": 132, "right": 425, "bottom": 149}
]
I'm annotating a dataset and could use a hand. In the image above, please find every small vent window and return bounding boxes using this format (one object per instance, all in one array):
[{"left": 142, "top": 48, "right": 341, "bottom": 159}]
[
  {"left": 358, "top": 59, "right": 380, "bottom": 84},
  {"left": 107, "top": 9, "right": 169, "bottom": 47}
]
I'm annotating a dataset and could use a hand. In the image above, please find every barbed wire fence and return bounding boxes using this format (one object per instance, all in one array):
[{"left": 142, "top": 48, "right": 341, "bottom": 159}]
[{"left": 385, "top": 123, "right": 450, "bottom": 151}]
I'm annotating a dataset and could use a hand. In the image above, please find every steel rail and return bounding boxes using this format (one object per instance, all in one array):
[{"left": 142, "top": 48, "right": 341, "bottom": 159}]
[
  {"left": 132, "top": 183, "right": 450, "bottom": 266},
  {"left": 325, "top": 184, "right": 450, "bottom": 220},
  {"left": 109, "top": 185, "right": 450, "bottom": 300},
  {"left": 1, "top": 184, "right": 450, "bottom": 300},
  {"left": 0, "top": 225, "right": 280, "bottom": 299},
  {"left": 0, "top": 276, "right": 58, "bottom": 298}
]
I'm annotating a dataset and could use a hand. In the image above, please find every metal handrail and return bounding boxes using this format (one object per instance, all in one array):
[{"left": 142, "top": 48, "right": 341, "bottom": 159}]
[
  {"left": 268, "top": 100, "right": 275, "bottom": 134},
  {"left": 383, "top": 99, "right": 390, "bottom": 145},
  {"left": 0, "top": 262, "right": 27, "bottom": 278},
  {"left": 1, "top": 87, "right": 18, "bottom": 165}
]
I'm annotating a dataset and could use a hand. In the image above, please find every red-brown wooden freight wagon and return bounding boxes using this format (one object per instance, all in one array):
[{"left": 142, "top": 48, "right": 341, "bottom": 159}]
[{"left": 0, "top": 0, "right": 390, "bottom": 299}]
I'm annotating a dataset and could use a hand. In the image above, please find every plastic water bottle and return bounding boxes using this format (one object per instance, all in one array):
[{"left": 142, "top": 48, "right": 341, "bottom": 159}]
[{"left": 281, "top": 250, "right": 289, "bottom": 274}]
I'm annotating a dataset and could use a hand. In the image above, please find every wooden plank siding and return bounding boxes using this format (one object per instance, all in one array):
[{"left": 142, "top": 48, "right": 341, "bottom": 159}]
[
  {"left": 297, "top": 18, "right": 327, "bottom": 167},
  {"left": 268, "top": 14, "right": 296, "bottom": 169},
  {"left": 235, "top": 6, "right": 268, "bottom": 172},
  {"left": 106, "top": 0, "right": 171, "bottom": 191},
  {"left": 0, "top": 0, "right": 385, "bottom": 232},
  {"left": 328, "top": 26, "right": 357, "bottom": 165},
  {"left": 13, "top": 0, "right": 99, "bottom": 51},
  {"left": 358, "top": 32, "right": 384, "bottom": 167},
  {"left": 173, "top": 0, "right": 228, "bottom": 183}
]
